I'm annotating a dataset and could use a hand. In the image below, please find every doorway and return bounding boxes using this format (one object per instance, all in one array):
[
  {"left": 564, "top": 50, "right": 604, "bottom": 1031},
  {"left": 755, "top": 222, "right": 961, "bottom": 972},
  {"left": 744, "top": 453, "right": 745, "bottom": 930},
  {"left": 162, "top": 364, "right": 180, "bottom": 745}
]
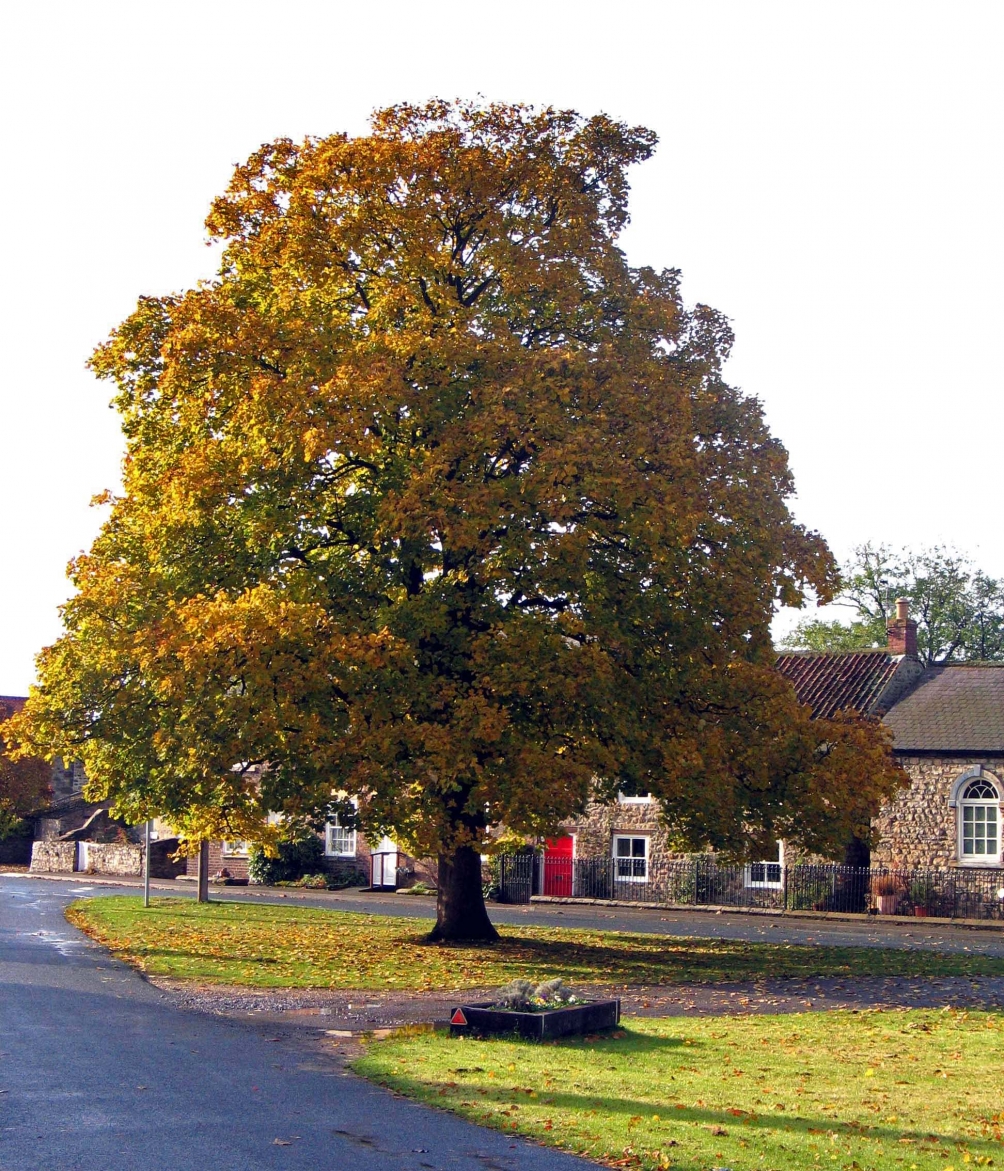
[{"left": 543, "top": 835, "right": 574, "bottom": 897}]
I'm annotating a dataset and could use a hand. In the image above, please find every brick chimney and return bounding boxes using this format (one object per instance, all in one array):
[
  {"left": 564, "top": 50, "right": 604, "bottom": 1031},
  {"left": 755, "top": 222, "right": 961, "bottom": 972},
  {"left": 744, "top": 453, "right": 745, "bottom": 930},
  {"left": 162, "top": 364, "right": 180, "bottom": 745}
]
[{"left": 886, "top": 597, "right": 918, "bottom": 657}]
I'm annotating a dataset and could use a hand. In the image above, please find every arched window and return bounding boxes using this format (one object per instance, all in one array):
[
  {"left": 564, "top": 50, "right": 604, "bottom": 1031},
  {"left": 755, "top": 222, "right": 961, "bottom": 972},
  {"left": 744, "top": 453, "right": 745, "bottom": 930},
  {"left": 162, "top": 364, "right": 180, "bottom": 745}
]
[{"left": 959, "top": 777, "right": 1001, "bottom": 864}]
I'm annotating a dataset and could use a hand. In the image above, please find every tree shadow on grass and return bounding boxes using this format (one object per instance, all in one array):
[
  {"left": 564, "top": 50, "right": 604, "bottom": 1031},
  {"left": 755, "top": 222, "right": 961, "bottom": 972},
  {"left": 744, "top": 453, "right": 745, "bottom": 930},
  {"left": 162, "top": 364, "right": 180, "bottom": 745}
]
[
  {"left": 395, "top": 1075, "right": 996, "bottom": 1162},
  {"left": 401, "top": 929, "right": 822, "bottom": 982},
  {"left": 402, "top": 928, "right": 1004, "bottom": 983},
  {"left": 460, "top": 1028, "right": 694, "bottom": 1055}
]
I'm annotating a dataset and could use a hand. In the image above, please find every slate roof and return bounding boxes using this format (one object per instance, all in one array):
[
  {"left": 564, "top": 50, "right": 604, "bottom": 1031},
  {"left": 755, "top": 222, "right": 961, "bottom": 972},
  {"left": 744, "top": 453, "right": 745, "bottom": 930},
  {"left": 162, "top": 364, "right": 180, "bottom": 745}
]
[
  {"left": 775, "top": 652, "right": 902, "bottom": 719},
  {"left": 0, "top": 695, "right": 26, "bottom": 715},
  {"left": 883, "top": 665, "right": 1004, "bottom": 753}
]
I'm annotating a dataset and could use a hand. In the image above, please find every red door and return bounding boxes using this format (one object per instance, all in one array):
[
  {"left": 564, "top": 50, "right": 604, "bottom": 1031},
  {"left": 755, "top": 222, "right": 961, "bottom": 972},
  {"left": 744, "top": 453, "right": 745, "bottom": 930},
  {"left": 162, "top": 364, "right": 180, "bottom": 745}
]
[{"left": 543, "top": 836, "right": 574, "bottom": 897}]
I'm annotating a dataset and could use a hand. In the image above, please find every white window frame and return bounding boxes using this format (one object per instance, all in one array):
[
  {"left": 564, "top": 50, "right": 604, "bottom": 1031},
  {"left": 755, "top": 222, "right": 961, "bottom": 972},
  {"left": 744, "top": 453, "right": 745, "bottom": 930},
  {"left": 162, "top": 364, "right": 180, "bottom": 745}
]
[
  {"left": 612, "top": 834, "right": 649, "bottom": 882},
  {"left": 325, "top": 814, "right": 358, "bottom": 858},
  {"left": 221, "top": 840, "right": 249, "bottom": 858},
  {"left": 745, "top": 860, "right": 784, "bottom": 889},
  {"left": 745, "top": 841, "right": 785, "bottom": 889},
  {"left": 957, "top": 777, "right": 1002, "bottom": 867}
]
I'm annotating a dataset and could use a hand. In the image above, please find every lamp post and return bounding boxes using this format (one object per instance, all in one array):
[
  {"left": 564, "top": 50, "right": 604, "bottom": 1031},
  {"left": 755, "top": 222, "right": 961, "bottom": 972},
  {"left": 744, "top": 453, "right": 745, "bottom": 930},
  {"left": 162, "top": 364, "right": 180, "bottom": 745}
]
[{"left": 143, "top": 820, "right": 151, "bottom": 908}]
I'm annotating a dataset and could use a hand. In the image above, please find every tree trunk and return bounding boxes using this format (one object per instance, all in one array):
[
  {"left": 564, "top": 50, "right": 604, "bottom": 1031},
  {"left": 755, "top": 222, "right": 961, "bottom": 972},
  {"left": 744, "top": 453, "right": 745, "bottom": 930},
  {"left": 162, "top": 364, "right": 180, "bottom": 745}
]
[
  {"left": 427, "top": 844, "right": 499, "bottom": 942},
  {"left": 196, "top": 840, "right": 210, "bottom": 903},
  {"left": 843, "top": 834, "right": 870, "bottom": 869}
]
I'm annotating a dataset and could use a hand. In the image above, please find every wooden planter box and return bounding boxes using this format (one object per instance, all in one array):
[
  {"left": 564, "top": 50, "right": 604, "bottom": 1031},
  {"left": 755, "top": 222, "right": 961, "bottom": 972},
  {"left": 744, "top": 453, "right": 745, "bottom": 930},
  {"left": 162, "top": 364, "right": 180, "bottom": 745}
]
[{"left": 450, "top": 998, "right": 620, "bottom": 1041}]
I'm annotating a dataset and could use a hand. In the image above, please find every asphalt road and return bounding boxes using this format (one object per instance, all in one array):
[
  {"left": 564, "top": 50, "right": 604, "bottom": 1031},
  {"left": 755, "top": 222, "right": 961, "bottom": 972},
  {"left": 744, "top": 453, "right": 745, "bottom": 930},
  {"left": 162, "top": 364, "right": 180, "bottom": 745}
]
[
  {"left": 17, "top": 870, "right": 1004, "bottom": 957},
  {"left": 0, "top": 875, "right": 590, "bottom": 1171}
]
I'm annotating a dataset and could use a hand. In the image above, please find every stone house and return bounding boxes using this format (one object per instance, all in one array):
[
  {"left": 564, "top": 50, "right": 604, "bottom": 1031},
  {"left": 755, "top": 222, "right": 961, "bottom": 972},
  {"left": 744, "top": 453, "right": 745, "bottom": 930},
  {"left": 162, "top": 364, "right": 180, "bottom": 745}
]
[{"left": 550, "top": 601, "right": 1004, "bottom": 887}]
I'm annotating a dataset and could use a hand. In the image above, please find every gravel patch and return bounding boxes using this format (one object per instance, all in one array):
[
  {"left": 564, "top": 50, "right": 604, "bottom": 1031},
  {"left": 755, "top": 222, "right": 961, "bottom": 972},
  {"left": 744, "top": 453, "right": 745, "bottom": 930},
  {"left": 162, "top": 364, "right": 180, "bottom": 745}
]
[
  {"left": 614, "top": 973, "right": 1004, "bottom": 1016},
  {"left": 150, "top": 979, "right": 495, "bottom": 1028},
  {"left": 151, "top": 973, "right": 1004, "bottom": 1031}
]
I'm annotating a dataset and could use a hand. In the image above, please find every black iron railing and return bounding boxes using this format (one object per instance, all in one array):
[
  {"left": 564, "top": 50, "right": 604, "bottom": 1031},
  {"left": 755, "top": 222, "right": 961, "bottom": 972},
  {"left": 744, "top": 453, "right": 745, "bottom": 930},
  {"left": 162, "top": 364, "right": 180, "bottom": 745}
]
[{"left": 495, "top": 853, "right": 1004, "bottom": 921}]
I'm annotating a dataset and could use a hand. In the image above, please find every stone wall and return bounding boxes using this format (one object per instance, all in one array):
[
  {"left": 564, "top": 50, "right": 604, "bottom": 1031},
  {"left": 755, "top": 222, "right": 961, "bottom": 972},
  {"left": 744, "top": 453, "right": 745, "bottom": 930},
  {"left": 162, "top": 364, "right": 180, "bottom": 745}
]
[
  {"left": 872, "top": 755, "right": 1004, "bottom": 869},
  {"left": 30, "top": 840, "right": 77, "bottom": 872},
  {"left": 563, "top": 798, "right": 693, "bottom": 869},
  {"left": 79, "top": 842, "right": 142, "bottom": 876},
  {"left": 30, "top": 839, "right": 147, "bottom": 875}
]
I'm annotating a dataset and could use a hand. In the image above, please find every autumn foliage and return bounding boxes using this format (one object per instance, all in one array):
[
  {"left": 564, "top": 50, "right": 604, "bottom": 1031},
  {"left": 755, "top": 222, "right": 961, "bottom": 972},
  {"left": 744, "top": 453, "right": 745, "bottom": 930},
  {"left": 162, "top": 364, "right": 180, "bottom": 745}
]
[{"left": 12, "top": 101, "right": 904, "bottom": 938}]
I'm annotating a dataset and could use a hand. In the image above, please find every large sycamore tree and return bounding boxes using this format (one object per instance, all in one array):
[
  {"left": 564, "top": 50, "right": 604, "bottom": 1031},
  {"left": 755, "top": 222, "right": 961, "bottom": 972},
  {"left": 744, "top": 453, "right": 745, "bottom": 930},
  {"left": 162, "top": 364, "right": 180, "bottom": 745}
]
[{"left": 13, "top": 102, "right": 905, "bottom": 939}]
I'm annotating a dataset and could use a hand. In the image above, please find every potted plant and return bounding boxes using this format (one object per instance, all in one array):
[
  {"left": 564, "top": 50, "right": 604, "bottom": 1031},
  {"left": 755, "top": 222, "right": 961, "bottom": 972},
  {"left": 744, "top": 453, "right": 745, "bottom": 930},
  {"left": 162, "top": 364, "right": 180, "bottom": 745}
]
[
  {"left": 871, "top": 873, "right": 904, "bottom": 915},
  {"left": 450, "top": 978, "right": 620, "bottom": 1041},
  {"left": 909, "top": 876, "right": 935, "bottom": 917}
]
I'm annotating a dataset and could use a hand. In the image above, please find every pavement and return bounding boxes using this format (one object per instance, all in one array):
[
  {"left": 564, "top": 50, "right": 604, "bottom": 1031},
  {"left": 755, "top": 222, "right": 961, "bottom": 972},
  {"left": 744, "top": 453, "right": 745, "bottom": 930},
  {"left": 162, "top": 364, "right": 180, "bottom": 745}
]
[{"left": 0, "top": 874, "right": 592, "bottom": 1171}]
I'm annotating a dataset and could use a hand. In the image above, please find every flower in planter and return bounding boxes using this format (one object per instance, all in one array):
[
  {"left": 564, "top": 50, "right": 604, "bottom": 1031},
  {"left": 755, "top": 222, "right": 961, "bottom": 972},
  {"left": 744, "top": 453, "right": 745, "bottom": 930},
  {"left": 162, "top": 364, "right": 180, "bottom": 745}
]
[
  {"left": 493, "top": 977, "right": 579, "bottom": 1011},
  {"left": 532, "top": 978, "right": 577, "bottom": 1007}
]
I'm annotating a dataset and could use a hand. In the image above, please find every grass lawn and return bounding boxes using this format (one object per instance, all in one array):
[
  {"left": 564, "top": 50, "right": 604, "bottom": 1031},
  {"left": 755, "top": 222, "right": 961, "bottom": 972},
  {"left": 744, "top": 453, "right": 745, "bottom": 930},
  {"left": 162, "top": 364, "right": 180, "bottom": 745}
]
[
  {"left": 67, "top": 897, "right": 1004, "bottom": 990},
  {"left": 353, "top": 1010, "right": 1004, "bottom": 1170}
]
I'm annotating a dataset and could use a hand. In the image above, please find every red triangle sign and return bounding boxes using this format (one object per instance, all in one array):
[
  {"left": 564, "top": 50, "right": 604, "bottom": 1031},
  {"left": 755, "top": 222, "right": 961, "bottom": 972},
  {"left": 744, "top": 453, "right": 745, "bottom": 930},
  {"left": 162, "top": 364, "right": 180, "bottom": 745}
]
[{"left": 451, "top": 1008, "right": 468, "bottom": 1026}]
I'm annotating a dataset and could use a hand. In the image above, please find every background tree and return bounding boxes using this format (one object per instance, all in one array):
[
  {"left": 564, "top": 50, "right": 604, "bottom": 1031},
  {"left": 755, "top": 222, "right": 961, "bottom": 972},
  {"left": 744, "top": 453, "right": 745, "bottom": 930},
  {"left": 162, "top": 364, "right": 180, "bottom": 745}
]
[
  {"left": 783, "top": 543, "right": 1004, "bottom": 664},
  {"left": 0, "top": 701, "right": 50, "bottom": 839},
  {"left": 11, "top": 101, "right": 905, "bottom": 940}
]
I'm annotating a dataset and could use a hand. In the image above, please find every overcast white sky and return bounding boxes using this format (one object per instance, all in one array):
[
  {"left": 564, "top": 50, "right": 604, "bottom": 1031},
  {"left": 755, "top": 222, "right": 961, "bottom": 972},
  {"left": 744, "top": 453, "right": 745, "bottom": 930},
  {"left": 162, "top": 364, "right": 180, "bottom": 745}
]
[{"left": 1, "top": 1, "right": 1001, "bottom": 693}]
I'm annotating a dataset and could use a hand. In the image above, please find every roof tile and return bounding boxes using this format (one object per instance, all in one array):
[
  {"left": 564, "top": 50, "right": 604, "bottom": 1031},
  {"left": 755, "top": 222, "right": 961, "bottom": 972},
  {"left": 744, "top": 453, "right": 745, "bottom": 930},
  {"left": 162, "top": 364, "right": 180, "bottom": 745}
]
[
  {"left": 884, "top": 665, "right": 1004, "bottom": 752},
  {"left": 775, "top": 652, "right": 901, "bottom": 718}
]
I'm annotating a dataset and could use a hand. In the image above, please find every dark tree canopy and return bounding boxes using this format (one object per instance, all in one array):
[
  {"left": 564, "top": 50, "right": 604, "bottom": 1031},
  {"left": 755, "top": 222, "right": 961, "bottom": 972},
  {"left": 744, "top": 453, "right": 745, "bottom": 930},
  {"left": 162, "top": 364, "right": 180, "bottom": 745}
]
[{"left": 11, "top": 101, "right": 904, "bottom": 939}]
